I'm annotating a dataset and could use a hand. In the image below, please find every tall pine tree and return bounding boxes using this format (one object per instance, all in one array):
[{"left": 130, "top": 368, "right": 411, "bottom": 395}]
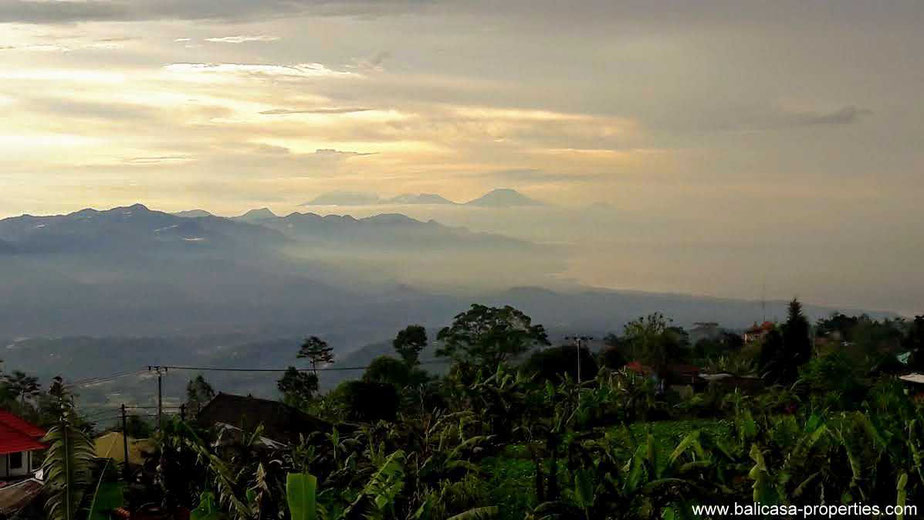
[{"left": 760, "top": 298, "right": 812, "bottom": 384}]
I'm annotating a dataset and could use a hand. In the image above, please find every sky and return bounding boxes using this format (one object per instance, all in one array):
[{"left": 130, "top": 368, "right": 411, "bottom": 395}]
[{"left": 0, "top": 0, "right": 922, "bottom": 314}]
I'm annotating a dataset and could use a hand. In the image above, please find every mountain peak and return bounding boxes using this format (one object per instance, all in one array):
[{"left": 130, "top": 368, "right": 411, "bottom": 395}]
[
  {"left": 174, "top": 209, "right": 214, "bottom": 218},
  {"left": 465, "top": 188, "right": 543, "bottom": 207},
  {"left": 361, "top": 213, "right": 424, "bottom": 226},
  {"left": 109, "top": 203, "right": 152, "bottom": 213},
  {"left": 302, "top": 191, "right": 381, "bottom": 206},
  {"left": 236, "top": 208, "right": 277, "bottom": 222},
  {"left": 386, "top": 193, "right": 456, "bottom": 205}
]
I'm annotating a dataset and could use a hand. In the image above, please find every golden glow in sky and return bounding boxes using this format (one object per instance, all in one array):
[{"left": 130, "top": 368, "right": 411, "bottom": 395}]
[{"left": 0, "top": 1, "right": 922, "bottom": 312}]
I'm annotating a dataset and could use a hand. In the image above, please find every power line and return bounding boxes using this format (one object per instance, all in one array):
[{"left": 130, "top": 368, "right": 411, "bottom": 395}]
[
  {"left": 64, "top": 369, "right": 148, "bottom": 388},
  {"left": 146, "top": 360, "right": 450, "bottom": 373},
  {"left": 66, "top": 359, "right": 450, "bottom": 387}
]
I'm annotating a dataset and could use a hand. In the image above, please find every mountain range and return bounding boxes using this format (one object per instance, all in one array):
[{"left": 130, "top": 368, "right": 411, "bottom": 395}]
[
  {"left": 301, "top": 188, "right": 544, "bottom": 207},
  {"left": 0, "top": 204, "right": 550, "bottom": 338},
  {"left": 0, "top": 202, "right": 896, "bottom": 405}
]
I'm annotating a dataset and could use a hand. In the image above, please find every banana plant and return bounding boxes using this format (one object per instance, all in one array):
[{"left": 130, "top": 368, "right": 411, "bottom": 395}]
[{"left": 42, "top": 417, "right": 97, "bottom": 520}]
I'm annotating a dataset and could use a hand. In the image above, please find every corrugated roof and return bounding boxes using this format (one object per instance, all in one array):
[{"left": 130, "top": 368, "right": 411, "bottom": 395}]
[
  {"left": 95, "top": 432, "right": 155, "bottom": 465},
  {"left": 0, "top": 478, "right": 43, "bottom": 514},
  {"left": 0, "top": 411, "right": 45, "bottom": 438},
  {"left": 0, "top": 423, "right": 44, "bottom": 455},
  {"left": 197, "top": 393, "right": 330, "bottom": 444},
  {"left": 0, "top": 409, "right": 46, "bottom": 455}
]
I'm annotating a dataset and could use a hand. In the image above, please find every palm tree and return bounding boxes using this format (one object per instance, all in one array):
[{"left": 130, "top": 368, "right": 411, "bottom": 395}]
[{"left": 4, "top": 370, "right": 40, "bottom": 407}]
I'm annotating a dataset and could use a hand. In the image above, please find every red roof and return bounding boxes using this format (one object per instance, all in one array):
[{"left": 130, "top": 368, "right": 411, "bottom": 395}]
[
  {"left": 0, "top": 411, "right": 44, "bottom": 439},
  {"left": 625, "top": 361, "right": 652, "bottom": 374},
  {"left": 746, "top": 321, "right": 775, "bottom": 334},
  {"left": 0, "top": 410, "right": 45, "bottom": 455}
]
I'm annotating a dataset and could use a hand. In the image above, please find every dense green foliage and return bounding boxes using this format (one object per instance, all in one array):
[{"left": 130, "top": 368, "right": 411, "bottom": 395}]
[{"left": 31, "top": 303, "right": 924, "bottom": 519}]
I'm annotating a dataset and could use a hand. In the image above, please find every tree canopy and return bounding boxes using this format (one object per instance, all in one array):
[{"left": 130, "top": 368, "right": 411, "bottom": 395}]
[
  {"left": 436, "top": 304, "right": 549, "bottom": 372},
  {"left": 393, "top": 325, "right": 428, "bottom": 366},
  {"left": 277, "top": 367, "right": 319, "bottom": 409},
  {"left": 297, "top": 336, "right": 334, "bottom": 373}
]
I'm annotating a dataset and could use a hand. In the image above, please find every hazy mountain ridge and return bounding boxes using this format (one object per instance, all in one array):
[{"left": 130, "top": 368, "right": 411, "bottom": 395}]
[
  {"left": 464, "top": 188, "right": 544, "bottom": 207},
  {"left": 0, "top": 204, "right": 551, "bottom": 337},
  {"left": 0, "top": 204, "right": 286, "bottom": 255},
  {"left": 0, "top": 204, "right": 531, "bottom": 255},
  {"left": 302, "top": 188, "right": 542, "bottom": 207}
]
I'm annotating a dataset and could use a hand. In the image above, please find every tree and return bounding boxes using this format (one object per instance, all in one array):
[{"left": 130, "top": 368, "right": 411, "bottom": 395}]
[
  {"left": 905, "top": 316, "right": 924, "bottom": 370},
  {"left": 599, "top": 346, "right": 628, "bottom": 371},
  {"left": 621, "top": 313, "right": 687, "bottom": 379},
  {"left": 363, "top": 356, "right": 412, "bottom": 387},
  {"left": 332, "top": 380, "right": 399, "bottom": 422},
  {"left": 185, "top": 374, "right": 215, "bottom": 416},
  {"left": 436, "top": 304, "right": 549, "bottom": 373},
  {"left": 277, "top": 367, "right": 319, "bottom": 409},
  {"left": 393, "top": 325, "right": 428, "bottom": 366},
  {"left": 760, "top": 299, "right": 814, "bottom": 385},
  {"left": 816, "top": 312, "right": 859, "bottom": 341},
  {"left": 4, "top": 370, "right": 40, "bottom": 407},
  {"left": 781, "top": 298, "right": 812, "bottom": 381},
  {"left": 123, "top": 415, "right": 154, "bottom": 438},
  {"left": 758, "top": 328, "right": 785, "bottom": 382},
  {"left": 297, "top": 336, "right": 334, "bottom": 374},
  {"left": 521, "top": 345, "right": 598, "bottom": 383}
]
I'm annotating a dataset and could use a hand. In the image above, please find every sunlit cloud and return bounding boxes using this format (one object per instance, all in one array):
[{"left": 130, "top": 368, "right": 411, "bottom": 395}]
[
  {"left": 163, "top": 62, "right": 359, "bottom": 80},
  {"left": 204, "top": 35, "right": 280, "bottom": 44},
  {"left": 123, "top": 155, "right": 196, "bottom": 165},
  {"left": 0, "top": 69, "right": 125, "bottom": 83},
  {"left": 260, "top": 107, "right": 373, "bottom": 115},
  {"left": 0, "top": 0, "right": 920, "bottom": 312}
]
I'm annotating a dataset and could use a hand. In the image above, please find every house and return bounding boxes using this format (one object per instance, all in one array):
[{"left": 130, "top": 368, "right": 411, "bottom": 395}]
[
  {"left": 197, "top": 393, "right": 331, "bottom": 445},
  {"left": 743, "top": 321, "right": 775, "bottom": 343},
  {"left": 0, "top": 410, "right": 45, "bottom": 479},
  {"left": 95, "top": 432, "right": 156, "bottom": 466},
  {"left": 699, "top": 372, "right": 764, "bottom": 393}
]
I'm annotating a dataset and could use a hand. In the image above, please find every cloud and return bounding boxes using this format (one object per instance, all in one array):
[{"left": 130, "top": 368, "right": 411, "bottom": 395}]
[
  {"left": 349, "top": 51, "right": 391, "bottom": 72},
  {"left": 313, "top": 148, "right": 377, "bottom": 156},
  {"left": 791, "top": 105, "right": 872, "bottom": 127},
  {"left": 22, "top": 97, "right": 158, "bottom": 121},
  {"left": 163, "top": 62, "right": 358, "bottom": 79},
  {"left": 485, "top": 168, "right": 601, "bottom": 184},
  {"left": 123, "top": 155, "right": 195, "bottom": 165},
  {"left": 303, "top": 190, "right": 382, "bottom": 205},
  {"left": 260, "top": 107, "right": 373, "bottom": 115},
  {"left": 0, "top": 0, "right": 431, "bottom": 24},
  {"left": 204, "top": 35, "right": 280, "bottom": 44}
]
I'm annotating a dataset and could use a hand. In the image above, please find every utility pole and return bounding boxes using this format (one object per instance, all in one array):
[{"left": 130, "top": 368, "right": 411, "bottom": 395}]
[
  {"left": 565, "top": 335, "right": 593, "bottom": 384},
  {"left": 148, "top": 366, "right": 167, "bottom": 430},
  {"left": 121, "top": 404, "right": 130, "bottom": 478}
]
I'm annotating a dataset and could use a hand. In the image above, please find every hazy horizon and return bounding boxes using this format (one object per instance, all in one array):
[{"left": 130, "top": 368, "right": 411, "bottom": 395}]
[{"left": 1, "top": 1, "right": 922, "bottom": 315}]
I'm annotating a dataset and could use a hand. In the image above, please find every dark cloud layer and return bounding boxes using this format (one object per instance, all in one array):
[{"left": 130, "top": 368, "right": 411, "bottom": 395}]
[
  {"left": 793, "top": 106, "right": 871, "bottom": 127},
  {"left": 0, "top": 0, "right": 431, "bottom": 24},
  {"left": 5, "top": 0, "right": 920, "bottom": 26}
]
